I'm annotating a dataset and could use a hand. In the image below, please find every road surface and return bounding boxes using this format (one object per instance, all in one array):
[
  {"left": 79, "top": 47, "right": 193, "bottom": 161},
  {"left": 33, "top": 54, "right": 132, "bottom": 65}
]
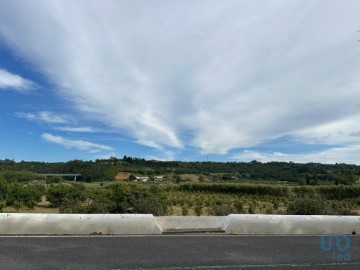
[{"left": 0, "top": 235, "right": 358, "bottom": 269}]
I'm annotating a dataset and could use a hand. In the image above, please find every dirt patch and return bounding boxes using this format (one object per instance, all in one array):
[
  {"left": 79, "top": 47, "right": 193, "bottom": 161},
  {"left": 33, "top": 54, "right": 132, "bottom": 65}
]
[
  {"left": 37, "top": 196, "right": 50, "bottom": 206},
  {"left": 115, "top": 172, "right": 132, "bottom": 181}
]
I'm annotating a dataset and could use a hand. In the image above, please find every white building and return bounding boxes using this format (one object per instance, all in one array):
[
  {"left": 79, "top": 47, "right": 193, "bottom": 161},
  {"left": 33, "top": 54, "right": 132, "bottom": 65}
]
[{"left": 135, "top": 176, "right": 149, "bottom": 182}]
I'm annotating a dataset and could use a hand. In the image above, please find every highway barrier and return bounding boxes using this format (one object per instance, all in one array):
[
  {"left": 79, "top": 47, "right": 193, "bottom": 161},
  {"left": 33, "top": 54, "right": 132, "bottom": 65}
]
[
  {"left": 155, "top": 216, "right": 226, "bottom": 233},
  {"left": 0, "top": 213, "right": 162, "bottom": 235},
  {"left": 0, "top": 214, "right": 359, "bottom": 235},
  {"left": 223, "top": 214, "right": 360, "bottom": 235}
]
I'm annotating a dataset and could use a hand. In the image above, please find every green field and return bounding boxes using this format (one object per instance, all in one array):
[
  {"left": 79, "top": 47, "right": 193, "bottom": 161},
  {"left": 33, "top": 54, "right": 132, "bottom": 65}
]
[
  {"left": 0, "top": 179, "right": 359, "bottom": 216},
  {"left": 1, "top": 158, "right": 359, "bottom": 215}
]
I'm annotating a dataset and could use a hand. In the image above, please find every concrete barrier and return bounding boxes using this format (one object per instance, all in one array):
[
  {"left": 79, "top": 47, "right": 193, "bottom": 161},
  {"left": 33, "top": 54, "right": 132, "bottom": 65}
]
[
  {"left": 223, "top": 214, "right": 360, "bottom": 235},
  {"left": 155, "top": 216, "right": 226, "bottom": 233},
  {"left": 0, "top": 214, "right": 162, "bottom": 235},
  {"left": 1, "top": 214, "right": 359, "bottom": 235}
]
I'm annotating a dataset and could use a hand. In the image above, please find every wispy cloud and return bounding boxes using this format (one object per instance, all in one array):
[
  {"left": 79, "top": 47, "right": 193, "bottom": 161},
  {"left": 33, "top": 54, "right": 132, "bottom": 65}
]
[
  {"left": 0, "top": 1, "right": 359, "bottom": 159},
  {"left": 41, "top": 133, "right": 113, "bottom": 153},
  {"left": 17, "top": 111, "right": 69, "bottom": 124},
  {"left": 54, "top": 126, "right": 96, "bottom": 133},
  {"left": 0, "top": 68, "right": 34, "bottom": 91},
  {"left": 233, "top": 145, "right": 360, "bottom": 164}
]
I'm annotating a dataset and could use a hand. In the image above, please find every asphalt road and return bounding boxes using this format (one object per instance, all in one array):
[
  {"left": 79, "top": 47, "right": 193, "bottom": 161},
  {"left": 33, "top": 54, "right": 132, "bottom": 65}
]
[{"left": 0, "top": 235, "right": 358, "bottom": 270}]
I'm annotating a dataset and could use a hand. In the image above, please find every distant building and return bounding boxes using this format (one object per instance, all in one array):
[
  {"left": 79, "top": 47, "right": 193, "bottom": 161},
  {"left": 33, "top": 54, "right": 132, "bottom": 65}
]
[
  {"left": 137, "top": 176, "right": 149, "bottom": 182},
  {"left": 154, "top": 175, "right": 164, "bottom": 180}
]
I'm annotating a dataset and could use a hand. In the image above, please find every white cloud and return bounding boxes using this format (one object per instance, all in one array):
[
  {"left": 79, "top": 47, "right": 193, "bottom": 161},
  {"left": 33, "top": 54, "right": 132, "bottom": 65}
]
[
  {"left": 294, "top": 115, "right": 360, "bottom": 146},
  {"left": 17, "top": 111, "right": 69, "bottom": 124},
  {"left": 234, "top": 145, "right": 360, "bottom": 164},
  {"left": 146, "top": 149, "right": 175, "bottom": 161},
  {"left": 0, "top": 1, "right": 359, "bottom": 157},
  {"left": 54, "top": 126, "right": 96, "bottom": 133},
  {"left": 41, "top": 133, "right": 113, "bottom": 153},
  {"left": 0, "top": 69, "right": 34, "bottom": 91}
]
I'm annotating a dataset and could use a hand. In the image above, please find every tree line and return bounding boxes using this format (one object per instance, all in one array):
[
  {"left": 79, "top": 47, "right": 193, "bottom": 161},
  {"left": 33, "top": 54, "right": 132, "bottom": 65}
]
[{"left": 1, "top": 157, "right": 359, "bottom": 184}]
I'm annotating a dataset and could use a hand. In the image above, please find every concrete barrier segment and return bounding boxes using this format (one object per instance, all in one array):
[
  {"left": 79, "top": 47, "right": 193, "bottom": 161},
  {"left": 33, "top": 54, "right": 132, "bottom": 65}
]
[
  {"left": 223, "top": 214, "right": 360, "bottom": 235},
  {"left": 0, "top": 213, "right": 162, "bottom": 235},
  {"left": 155, "top": 216, "right": 226, "bottom": 233}
]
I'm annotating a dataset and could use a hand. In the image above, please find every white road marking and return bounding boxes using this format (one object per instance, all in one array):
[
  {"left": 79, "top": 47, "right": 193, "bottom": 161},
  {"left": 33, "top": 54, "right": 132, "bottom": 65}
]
[{"left": 116, "top": 262, "right": 360, "bottom": 270}]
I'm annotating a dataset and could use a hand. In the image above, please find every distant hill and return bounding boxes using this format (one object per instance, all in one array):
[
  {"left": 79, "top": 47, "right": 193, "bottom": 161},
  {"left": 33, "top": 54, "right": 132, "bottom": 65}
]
[{"left": 0, "top": 157, "right": 358, "bottom": 184}]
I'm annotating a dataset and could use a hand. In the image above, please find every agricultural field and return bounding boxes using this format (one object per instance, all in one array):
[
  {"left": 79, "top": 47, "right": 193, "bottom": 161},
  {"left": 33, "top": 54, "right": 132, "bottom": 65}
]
[
  {"left": 1, "top": 158, "right": 360, "bottom": 215},
  {"left": 164, "top": 183, "right": 360, "bottom": 216},
  {"left": 0, "top": 177, "right": 359, "bottom": 216}
]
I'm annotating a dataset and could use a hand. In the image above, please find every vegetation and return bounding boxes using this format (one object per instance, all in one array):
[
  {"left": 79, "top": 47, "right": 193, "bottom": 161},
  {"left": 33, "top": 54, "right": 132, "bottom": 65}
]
[
  {"left": 0, "top": 157, "right": 359, "bottom": 215},
  {"left": 286, "top": 195, "right": 333, "bottom": 215},
  {"left": 1, "top": 157, "right": 359, "bottom": 184}
]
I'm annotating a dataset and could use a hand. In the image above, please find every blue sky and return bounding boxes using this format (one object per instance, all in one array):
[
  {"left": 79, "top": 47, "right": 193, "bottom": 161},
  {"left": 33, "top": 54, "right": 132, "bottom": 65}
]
[{"left": 0, "top": 1, "right": 360, "bottom": 163}]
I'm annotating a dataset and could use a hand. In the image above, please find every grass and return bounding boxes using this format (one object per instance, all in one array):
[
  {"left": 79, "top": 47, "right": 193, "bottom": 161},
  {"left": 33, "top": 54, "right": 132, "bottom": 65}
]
[{"left": 3, "top": 205, "right": 60, "bottom": 214}]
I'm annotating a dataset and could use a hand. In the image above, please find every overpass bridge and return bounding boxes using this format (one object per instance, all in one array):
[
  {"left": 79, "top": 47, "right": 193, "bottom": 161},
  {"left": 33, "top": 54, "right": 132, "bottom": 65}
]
[{"left": 41, "top": 173, "right": 82, "bottom": 181}]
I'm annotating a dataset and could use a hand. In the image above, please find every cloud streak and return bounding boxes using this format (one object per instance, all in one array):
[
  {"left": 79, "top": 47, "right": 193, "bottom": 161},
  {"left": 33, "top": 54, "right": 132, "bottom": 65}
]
[
  {"left": 0, "top": 69, "right": 34, "bottom": 91},
  {"left": 0, "top": 1, "right": 359, "bottom": 158},
  {"left": 41, "top": 133, "right": 113, "bottom": 153},
  {"left": 234, "top": 144, "right": 360, "bottom": 164},
  {"left": 16, "top": 111, "right": 69, "bottom": 124},
  {"left": 54, "top": 126, "right": 96, "bottom": 133}
]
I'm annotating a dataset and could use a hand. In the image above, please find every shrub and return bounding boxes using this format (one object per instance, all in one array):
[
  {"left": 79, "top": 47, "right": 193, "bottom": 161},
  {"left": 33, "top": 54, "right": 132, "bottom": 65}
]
[
  {"left": 286, "top": 195, "right": 332, "bottom": 215},
  {"left": 59, "top": 199, "right": 83, "bottom": 213},
  {"left": 179, "top": 183, "right": 289, "bottom": 196},
  {"left": 60, "top": 197, "right": 115, "bottom": 214},
  {"left": 248, "top": 204, "right": 256, "bottom": 214},
  {"left": 47, "top": 183, "right": 85, "bottom": 207},
  {"left": 175, "top": 175, "right": 183, "bottom": 183},
  {"left": 0, "top": 171, "right": 41, "bottom": 182},
  {"left": 108, "top": 183, "right": 131, "bottom": 212},
  {"left": 181, "top": 206, "right": 188, "bottom": 216},
  {"left": 292, "top": 186, "right": 315, "bottom": 197},
  {"left": 194, "top": 206, "right": 202, "bottom": 216},
  {"left": 83, "top": 189, "right": 115, "bottom": 213},
  {"left": 265, "top": 206, "right": 274, "bottom": 214},
  {"left": 317, "top": 186, "right": 360, "bottom": 200},
  {"left": 209, "top": 204, "right": 235, "bottom": 216},
  {"left": 0, "top": 200, "right": 6, "bottom": 212},
  {"left": 0, "top": 177, "right": 7, "bottom": 201},
  {"left": 45, "top": 176, "right": 62, "bottom": 184},
  {"left": 108, "top": 183, "right": 170, "bottom": 215},
  {"left": 273, "top": 201, "right": 279, "bottom": 210},
  {"left": 330, "top": 201, "right": 357, "bottom": 216},
  {"left": 234, "top": 200, "right": 245, "bottom": 213},
  {"left": 6, "top": 182, "right": 43, "bottom": 209}
]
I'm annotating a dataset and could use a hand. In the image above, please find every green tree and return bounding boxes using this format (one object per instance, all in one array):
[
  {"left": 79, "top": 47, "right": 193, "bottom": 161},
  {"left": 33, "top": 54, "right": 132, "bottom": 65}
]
[
  {"left": 47, "top": 183, "right": 85, "bottom": 207},
  {"left": 175, "top": 175, "right": 183, "bottom": 183},
  {"left": 6, "top": 183, "right": 43, "bottom": 210},
  {"left": 108, "top": 183, "right": 169, "bottom": 215}
]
